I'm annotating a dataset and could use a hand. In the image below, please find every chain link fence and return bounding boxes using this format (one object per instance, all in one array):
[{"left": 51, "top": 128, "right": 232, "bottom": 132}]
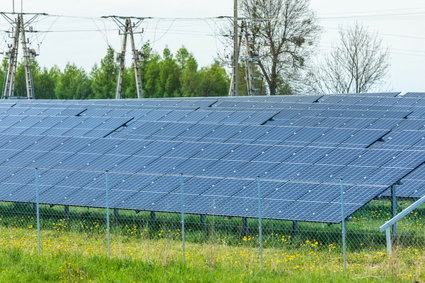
[{"left": 0, "top": 166, "right": 423, "bottom": 276}]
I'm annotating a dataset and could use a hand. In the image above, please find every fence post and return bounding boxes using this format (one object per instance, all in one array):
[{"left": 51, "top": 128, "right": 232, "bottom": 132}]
[
  {"left": 257, "top": 177, "right": 263, "bottom": 269},
  {"left": 180, "top": 174, "right": 186, "bottom": 263},
  {"left": 35, "top": 168, "right": 41, "bottom": 256},
  {"left": 105, "top": 170, "right": 111, "bottom": 258},
  {"left": 340, "top": 179, "right": 347, "bottom": 273}
]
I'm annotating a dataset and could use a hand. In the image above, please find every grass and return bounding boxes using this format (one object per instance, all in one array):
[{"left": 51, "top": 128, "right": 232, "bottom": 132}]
[
  {"left": 0, "top": 225, "right": 423, "bottom": 282},
  {"left": 0, "top": 200, "right": 423, "bottom": 281},
  {"left": 0, "top": 241, "right": 421, "bottom": 282},
  {"left": 0, "top": 247, "right": 389, "bottom": 283}
]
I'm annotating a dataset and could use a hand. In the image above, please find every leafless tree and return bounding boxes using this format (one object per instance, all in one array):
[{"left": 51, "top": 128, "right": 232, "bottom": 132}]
[
  {"left": 310, "top": 24, "right": 390, "bottom": 94},
  {"left": 240, "top": 0, "right": 320, "bottom": 95}
]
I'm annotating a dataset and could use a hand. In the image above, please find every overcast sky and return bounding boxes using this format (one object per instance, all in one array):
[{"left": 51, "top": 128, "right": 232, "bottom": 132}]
[{"left": 1, "top": 0, "right": 424, "bottom": 93}]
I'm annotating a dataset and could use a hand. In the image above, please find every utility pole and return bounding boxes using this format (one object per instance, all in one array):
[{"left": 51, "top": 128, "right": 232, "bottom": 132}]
[
  {"left": 20, "top": 14, "right": 35, "bottom": 99},
  {"left": 229, "top": 0, "right": 240, "bottom": 96},
  {"left": 242, "top": 21, "right": 254, "bottom": 96},
  {"left": 1, "top": 12, "right": 43, "bottom": 99},
  {"left": 241, "top": 20, "right": 262, "bottom": 96},
  {"left": 103, "top": 16, "right": 150, "bottom": 99},
  {"left": 2, "top": 15, "right": 20, "bottom": 99}
]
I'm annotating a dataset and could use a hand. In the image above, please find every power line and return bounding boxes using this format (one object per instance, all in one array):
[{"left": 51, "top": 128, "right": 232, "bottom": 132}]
[
  {"left": 103, "top": 16, "right": 147, "bottom": 99},
  {"left": 1, "top": 13, "right": 44, "bottom": 99},
  {"left": 318, "top": 44, "right": 425, "bottom": 57},
  {"left": 319, "top": 11, "right": 425, "bottom": 20}
]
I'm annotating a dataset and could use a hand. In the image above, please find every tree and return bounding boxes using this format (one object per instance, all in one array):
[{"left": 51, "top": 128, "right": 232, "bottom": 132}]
[
  {"left": 198, "top": 61, "right": 229, "bottom": 97},
  {"left": 158, "top": 48, "right": 181, "bottom": 97},
  {"left": 7, "top": 59, "right": 57, "bottom": 99},
  {"left": 14, "top": 63, "right": 27, "bottom": 97},
  {"left": 143, "top": 53, "right": 161, "bottom": 98},
  {"left": 240, "top": 0, "right": 320, "bottom": 95},
  {"left": 55, "top": 64, "right": 91, "bottom": 99},
  {"left": 309, "top": 24, "right": 390, "bottom": 94},
  {"left": 0, "top": 60, "right": 6, "bottom": 96},
  {"left": 176, "top": 47, "right": 200, "bottom": 97},
  {"left": 90, "top": 47, "right": 117, "bottom": 99},
  {"left": 34, "top": 66, "right": 59, "bottom": 99},
  {"left": 176, "top": 47, "right": 191, "bottom": 70},
  {"left": 180, "top": 56, "right": 200, "bottom": 97}
]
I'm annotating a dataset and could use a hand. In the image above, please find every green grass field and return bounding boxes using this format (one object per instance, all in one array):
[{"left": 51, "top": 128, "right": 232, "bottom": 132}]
[{"left": 0, "top": 200, "right": 424, "bottom": 282}]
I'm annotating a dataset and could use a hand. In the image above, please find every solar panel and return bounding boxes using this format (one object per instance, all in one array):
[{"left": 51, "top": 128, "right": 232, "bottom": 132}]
[{"left": 0, "top": 94, "right": 424, "bottom": 224}]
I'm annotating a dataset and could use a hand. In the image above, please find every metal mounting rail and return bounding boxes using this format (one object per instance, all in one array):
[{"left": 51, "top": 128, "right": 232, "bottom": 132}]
[{"left": 380, "top": 194, "right": 425, "bottom": 255}]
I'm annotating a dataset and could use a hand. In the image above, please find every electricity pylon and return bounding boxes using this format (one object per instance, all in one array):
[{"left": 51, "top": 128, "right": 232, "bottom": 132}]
[
  {"left": 241, "top": 20, "right": 261, "bottom": 96},
  {"left": 229, "top": 0, "right": 240, "bottom": 97},
  {"left": 103, "top": 16, "right": 150, "bottom": 99},
  {"left": 1, "top": 12, "right": 43, "bottom": 99}
]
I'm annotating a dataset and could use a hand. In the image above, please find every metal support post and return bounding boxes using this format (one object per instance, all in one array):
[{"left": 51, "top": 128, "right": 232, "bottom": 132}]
[
  {"left": 114, "top": 209, "right": 120, "bottom": 221},
  {"left": 340, "top": 179, "right": 347, "bottom": 273},
  {"left": 385, "top": 228, "right": 392, "bottom": 255},
  {"left": 180, "top": 174, "right": 186, "bottom": 263},
  {"left": 390, "top": 185, "right": 397, "bottom": 236},
  {"left": 34, "top": 168, "right": 41, "bottom": 255},
  {"left": 150, "top": 211, "right": 156, "bottom": 223},
  {"left": 380, "top": 193, "right": 425, "bottom": 255},
  {"left": 64, "top": 205, "right": 70, "bottom": 218},
  {"left": 292, "top": 221, "right": 299, "bottom": 234},
  {"left": 200, "top": 214, "right": 206, "bottom": 228},
  {"left": 257, "top": 177, "right": 263, "bottom": 269},
  {"left": 105, "top": 171, "right": 111, "bottom": 257},
  {"left": 242, "top": 217, "right": 248, "bottom": 236}
]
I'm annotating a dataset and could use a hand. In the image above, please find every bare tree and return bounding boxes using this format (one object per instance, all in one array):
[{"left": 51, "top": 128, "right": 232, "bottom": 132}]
[
  {"left": 310, "top": 24, "right": 390, "bottom": 94},
  {"left": 240, "top": 0, "right": 320, "bottom": 95}
]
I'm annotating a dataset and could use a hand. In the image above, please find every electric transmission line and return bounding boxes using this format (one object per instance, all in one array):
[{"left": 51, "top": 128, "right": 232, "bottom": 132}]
[
  {"left": 102, "top": 15, "right": 151, "bottom": 99},
  {"left": 1, "top": 12, "right": 45, "bottom": 99}
]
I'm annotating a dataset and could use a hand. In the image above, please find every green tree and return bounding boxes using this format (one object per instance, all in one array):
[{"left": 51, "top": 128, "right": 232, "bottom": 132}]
[
  {"left": 13, "top": 63, "right": 27, "bottom": 97},
  {"left": 197, "top": 61, "right": 229, "bottom": 97},
  {"left": 55, "top": 64, "right": 91, "bottom": 99},
  {"left": 177, "top": 47, "right": 200, "bottom": 97},
  {"left": 0, "top": 60, "right": 6, "bottom": 96},
  {"left": 123, "top": 42, "right": 158, "bottom": 98},
  {"left": 10, "top": 60, "right": 58, "bottom": 99},
  {"left": 34, "top": 66, "right": 59, "bottom": 99},
  {"left": 122, "top": 67, "right": 137, "bottom": 99},
  {"left": 90, "top": 47, "right": 117, "bottom": 99},
  {"left": 158, "top": 48, "right": 181, "bottom": 97},
  {"left": 176, "top": 47, "right": 191, "bottom": 70},
  {"left": 143, "top": 53, "right": 161, "bottom": 98},
  {"left": 180, "top": 56, "right": 200, "bottom": 97}
]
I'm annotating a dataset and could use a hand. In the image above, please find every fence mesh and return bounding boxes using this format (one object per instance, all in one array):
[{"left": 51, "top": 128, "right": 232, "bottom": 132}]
[{"left": 0, "top": 167, "right": 423, "bottom": 278}]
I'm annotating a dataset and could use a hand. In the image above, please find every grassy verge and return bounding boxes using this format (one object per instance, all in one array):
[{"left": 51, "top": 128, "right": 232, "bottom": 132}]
[
  {"left": 0, "top": 200, "right": 424, "bottom": 281},
  {"left": 0, "top": 246, "right": 418, "bottom": 283},
  {"left": 0, "top": 226, "right": 423, "bottom": 282}
]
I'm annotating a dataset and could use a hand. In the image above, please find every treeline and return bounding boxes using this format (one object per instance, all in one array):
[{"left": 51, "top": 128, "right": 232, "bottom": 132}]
[{"left": 0, "top": 44, "right": 230, "bottom": 99}]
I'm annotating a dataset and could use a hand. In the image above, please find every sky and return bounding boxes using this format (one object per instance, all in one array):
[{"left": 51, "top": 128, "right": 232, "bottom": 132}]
[{"left": 1, "top": 0, "right": 424, "bottom": 93}]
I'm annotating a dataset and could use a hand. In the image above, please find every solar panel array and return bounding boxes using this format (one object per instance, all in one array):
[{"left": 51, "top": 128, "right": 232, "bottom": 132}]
[{"left": 0, "top": 93, "right": 424, "bottom": 223}]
